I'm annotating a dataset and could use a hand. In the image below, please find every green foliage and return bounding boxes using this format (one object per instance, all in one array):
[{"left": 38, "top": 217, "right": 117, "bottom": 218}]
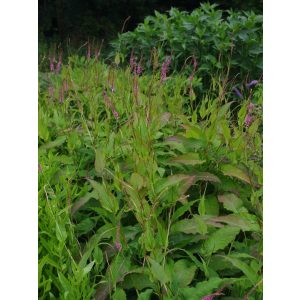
[
  {"left": 39, "top": 51, "right": 262, "bottom": 299},
  {"left": 112, "top": 3, "right": 262, "bottom": 85}
]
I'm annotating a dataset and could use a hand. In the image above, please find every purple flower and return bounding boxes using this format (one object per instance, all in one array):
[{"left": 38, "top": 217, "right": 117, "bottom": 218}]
[
  {"left": 50, "top": 56, "right": 55, "bottom": 72},
  {"left": 115, "top": 242, "right": 122, "bottom": 251},
  {"left": 136, "top": 64, "right": 142, "bottom": 76},
  {"left": 113, "top": 110, "right": 119, "bottom": 120},
  {"left": 56, "top": 53, "right": 62, "bottom": 74},
  {"left": 246, "top": 80, "right": 258, "bottom": 88},
  {"left": 232, "top": 87, "right": 243, "bottom": 99},
  {"left": 161, "top": 56, "right": 172, "bottom": 82},
  {"left": 245, "top": 113, "right": 252, "bottom": 127}
]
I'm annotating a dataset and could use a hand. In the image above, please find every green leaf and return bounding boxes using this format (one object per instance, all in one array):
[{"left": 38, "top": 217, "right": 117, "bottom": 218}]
[
  {"left": 221, "top": 164, "right": 251, "bottom": 185},
  {"left": 169, "top": 153, "right": 206, "bottom": 166},
  {"left": 95, "top": 148, "right": 105, "bottom": 176},
  {"left": 173, "top": 259, "right": 197, "bottom": 287},
  {"left": 112, "top": 288, "right": 126, "bottom": 300},
  {"left": 56, "top": 222, "right": 67, "bottom": 243},
  {"left": 171, "top": 215, "right": 207, "bottom": 235},
  {"left": 218, "top": 194, "right": 243, "bottom": 213},
  {"left": 39, "top": 136, "right": 66, "bottom": 151},
  {"left": 88, "top": 179, "right": 119, "bottom": 213},
  {"left": 210, "top": 213, "right": 261, "bottom": 232},
  {"left": 181, "top": 277, "right": 228, "bottom": 300},
  {"left": 137, "top": 289, "right": 153, "bottom": 300},
  {"left": 71, "top": 190, "right": 98, "bottom": 215},
  {"left": 148, "top": 257, "right": 170, "bottom": 284},
  {"left": 83, "top": 260, "right": 95, "bottom": 275},
  {"left": 196, "top": 172, "right": 221, "bottom": 183},
  {"left": 121, "top": 273, "right": 155, "bottom": 290},
  {"left": 201, "top": 226, "right": 240, "bottom": 256},
  {"left": 220, "top": 256, "right": 258, "bottom": 284},
  {"left": 129, "top": 173, "right": 145, "bottom": 190}
]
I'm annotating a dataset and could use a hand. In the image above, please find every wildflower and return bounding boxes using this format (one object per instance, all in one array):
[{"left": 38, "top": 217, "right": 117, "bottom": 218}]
[
  {"left": 136, "top": 63, "right": 142, "bottom": 76},
  {"left": 115, "top": 242, "right": 122, "bottom": 251},
  {"left": 56, "top": 52, "right": 62, "bottom": 74},
  {"left": 102, "top": 90, "right": 119, "bottom": 119},
  {"left": 49, "top": 55, "right": 55, "bottom": 72},
  {"left": 247, "top": 102, "right": 255, "bottom": 113},
  {"left": 246, "top": 80, "right": 258, "bottom": 88},
  {"left": 245, "top": 113, "right": 252, "bottom": 127},
  {"left": 161, "top": 56, "right": 172, "bottom": 82},
  {"left": 113, "top": 110, "right": 119, "bottom": 120},
  {"left": 232, "top": 87, "right": 243, "bottom": 99},
  {"left": 59, "top": 88, "right": 64, "bottom": 104}
]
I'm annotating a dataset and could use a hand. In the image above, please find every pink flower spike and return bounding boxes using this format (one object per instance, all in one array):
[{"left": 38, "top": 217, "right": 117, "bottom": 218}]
[
  {"left": 136, "top": 63, "right": 142, "bottom": 76},
  {"left": 245, "top": 113, "right": 252, "bottom": 127},
  {"left": 115, "top": 242, "right": 122, "bottom": 251},
  {"left": 113, "top": 110, "right": 119, "bottom": 120}
]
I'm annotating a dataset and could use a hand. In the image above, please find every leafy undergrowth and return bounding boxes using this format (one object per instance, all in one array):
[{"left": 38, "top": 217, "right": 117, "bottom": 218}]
[{"left": 38, "top": 55, "right": 262, "bottom": 300}]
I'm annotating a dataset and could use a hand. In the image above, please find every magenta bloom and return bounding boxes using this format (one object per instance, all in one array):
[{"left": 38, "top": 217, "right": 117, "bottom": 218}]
[
  {"left": 115, "top": 242, "right": 122, "bottom": 251},
  {"left": 246, "top": 80, "right": 258, "bottom": 88},
  {"left": 50, "top": 57, "right": 55, "bottom": 72},
  {"left": 56, "top": 53, "right": 62, "bottom": 74},
  {"left": 113, "top": 110, "right": 119, "bottom": 120},
  {"left": 161, "top": 56, "right": 172, "bottom": 82},
  {"left": 245, "top": 113, "right": 252, "bottom": 127},
  {"left": 136, "top": 63, "right": 142, "bottom": 76}
]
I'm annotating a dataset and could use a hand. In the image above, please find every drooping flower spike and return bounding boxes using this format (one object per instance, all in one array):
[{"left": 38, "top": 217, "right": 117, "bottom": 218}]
[
  {"left": 232, "top": 87, "right": 243, "bottom": 99},
  {"left": 246, "top": 80, "right": 258, "bottom": 88}
]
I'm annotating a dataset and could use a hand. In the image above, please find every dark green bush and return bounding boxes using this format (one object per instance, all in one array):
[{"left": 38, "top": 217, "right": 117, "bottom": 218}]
[{"left": 111, "top": 3, "right": 262, "bottom": 83}]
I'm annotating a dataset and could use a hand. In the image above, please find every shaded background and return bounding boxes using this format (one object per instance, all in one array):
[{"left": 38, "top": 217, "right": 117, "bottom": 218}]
[{"left": 39, "top": 0, "right": 262, "bottom": 45}]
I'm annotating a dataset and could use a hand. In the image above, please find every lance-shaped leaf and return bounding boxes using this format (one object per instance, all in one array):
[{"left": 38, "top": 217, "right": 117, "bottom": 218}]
[
  {"left": 88, "top": 179, "right": 119, "bottom": 214},
  {"left": 220, "top": 164, "right": 251, "bottom": 185},
  {"left": 168, "top": 153, "right": 206, "bottom": 166},
  {"left": 218, "top": 193, "right": 243, "bottom": 213},
  {"left": 201, "top": 226, "right": 240, "bottom": 256},
  {"left": 209, "top": 213, "right": 261, "bottom": 232}
]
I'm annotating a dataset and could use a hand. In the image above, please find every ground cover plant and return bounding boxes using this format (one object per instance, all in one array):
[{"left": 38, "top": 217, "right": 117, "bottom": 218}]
[{"left": 38, "top": 47, "right": 262, "bottom": 299}]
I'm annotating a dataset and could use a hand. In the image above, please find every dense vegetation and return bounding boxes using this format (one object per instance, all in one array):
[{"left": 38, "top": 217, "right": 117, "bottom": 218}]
[
  {"left": 39, "top": 0, "right": 262, "bottom": 43},
  {"left": 38, "top": 3, "right": 263, "bottom": 300},
  {"left": 111, "top": 4, "right": 262, "bottom": 86}
]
